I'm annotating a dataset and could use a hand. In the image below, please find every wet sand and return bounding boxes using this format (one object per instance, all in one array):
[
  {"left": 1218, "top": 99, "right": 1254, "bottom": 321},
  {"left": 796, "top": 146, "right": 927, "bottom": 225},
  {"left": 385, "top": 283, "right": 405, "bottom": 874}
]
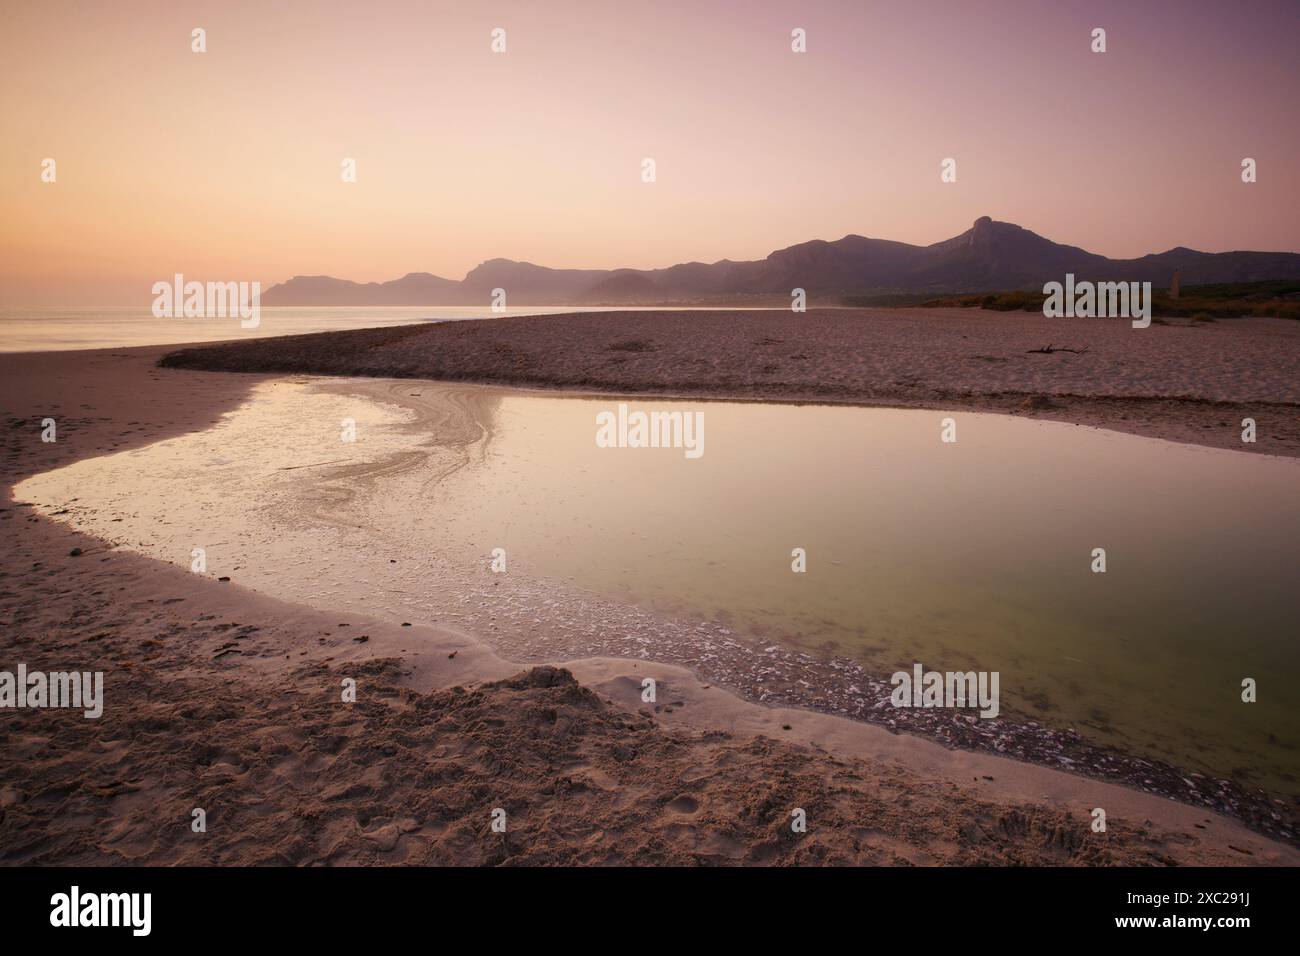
[
  {"left": 1, "top": 346, "right": 1296, "bottom": 865},
  {"left": 158, "top": 308, "right": 1300, "bottom": 458}
]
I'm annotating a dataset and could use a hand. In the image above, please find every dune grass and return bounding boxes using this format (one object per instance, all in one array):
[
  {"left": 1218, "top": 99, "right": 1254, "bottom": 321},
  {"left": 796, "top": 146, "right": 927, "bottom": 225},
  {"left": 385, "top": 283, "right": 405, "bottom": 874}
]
[{"left": 899, "top": 280, "right": 1300, "bottom": 319}]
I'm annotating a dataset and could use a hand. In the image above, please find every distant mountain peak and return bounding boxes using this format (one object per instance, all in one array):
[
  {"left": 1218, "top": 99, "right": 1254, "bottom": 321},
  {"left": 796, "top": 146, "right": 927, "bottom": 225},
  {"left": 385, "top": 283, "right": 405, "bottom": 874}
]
[{"left": 260, "top": 221, "right": 1300, "bottom": 306}]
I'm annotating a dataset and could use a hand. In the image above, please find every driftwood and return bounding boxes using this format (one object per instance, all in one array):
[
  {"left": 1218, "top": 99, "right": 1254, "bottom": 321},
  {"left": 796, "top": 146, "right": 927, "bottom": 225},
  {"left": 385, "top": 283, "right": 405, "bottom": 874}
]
[{"left": 1026, "top": 344, "right": 1090, "bottom": 354}]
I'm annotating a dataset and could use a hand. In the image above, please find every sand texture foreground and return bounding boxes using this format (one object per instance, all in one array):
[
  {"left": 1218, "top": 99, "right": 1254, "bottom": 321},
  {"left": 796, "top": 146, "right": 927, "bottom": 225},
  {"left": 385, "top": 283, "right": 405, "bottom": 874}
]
[
  {"left": 1, "top": 347, "right": 1295, "bottom": 865},
  {"left": 158, "top": 308, "right": 1300, "bottom": 457}
]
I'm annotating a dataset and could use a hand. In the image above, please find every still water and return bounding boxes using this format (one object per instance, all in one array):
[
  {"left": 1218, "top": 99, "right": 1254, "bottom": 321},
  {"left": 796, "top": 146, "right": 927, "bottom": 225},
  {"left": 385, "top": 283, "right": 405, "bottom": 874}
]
[{"left": 17, "top": 379, "right": 1300, "bottom": 793}]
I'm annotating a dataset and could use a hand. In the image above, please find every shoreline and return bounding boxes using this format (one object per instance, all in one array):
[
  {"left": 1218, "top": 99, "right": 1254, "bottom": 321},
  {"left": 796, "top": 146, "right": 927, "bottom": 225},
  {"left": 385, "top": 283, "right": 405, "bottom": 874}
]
[
  {"left": 1, "top": 344, "right": 1296, "bottom": 865},
  {"left": 51, "top": 369, "right": 1289, "bottom": 841},
  {"left": 254, "top": 377, "right": 1300, "bottom": 844}
]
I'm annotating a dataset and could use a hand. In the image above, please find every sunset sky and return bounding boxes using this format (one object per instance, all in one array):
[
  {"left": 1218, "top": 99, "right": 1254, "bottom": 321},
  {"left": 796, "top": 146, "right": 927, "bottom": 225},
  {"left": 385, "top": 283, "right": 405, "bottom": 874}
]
[{"left": 2, "top": 0, "right": 1297, "bottom": 306}]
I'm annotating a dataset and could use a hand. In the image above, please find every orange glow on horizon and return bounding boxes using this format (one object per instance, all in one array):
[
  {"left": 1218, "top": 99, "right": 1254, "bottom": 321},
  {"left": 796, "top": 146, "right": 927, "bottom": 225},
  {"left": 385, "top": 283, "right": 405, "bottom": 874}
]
[{"left": 2, "top": 0, "right": 1297, "bottom": 306}]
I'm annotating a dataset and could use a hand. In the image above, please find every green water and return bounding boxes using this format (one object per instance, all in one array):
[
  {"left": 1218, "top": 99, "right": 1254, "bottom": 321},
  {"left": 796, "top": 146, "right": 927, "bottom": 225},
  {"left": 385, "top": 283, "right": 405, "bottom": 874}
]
[
  {"left": 435, "top": 395, "right": 1300, "bottom": 793},
  {"left": 20, "top": 380, "right": 1299, "bottom": 795}
]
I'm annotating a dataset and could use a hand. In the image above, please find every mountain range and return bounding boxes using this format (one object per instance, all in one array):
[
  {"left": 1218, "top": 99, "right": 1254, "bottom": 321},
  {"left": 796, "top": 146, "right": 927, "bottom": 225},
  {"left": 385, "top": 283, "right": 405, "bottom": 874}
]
[{"left": 261, "top": 217, "right": 1300, "bottom": 306}]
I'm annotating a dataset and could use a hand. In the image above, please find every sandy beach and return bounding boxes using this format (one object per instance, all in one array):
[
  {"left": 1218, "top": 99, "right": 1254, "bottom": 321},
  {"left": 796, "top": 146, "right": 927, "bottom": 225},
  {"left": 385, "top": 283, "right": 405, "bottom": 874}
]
[
  {"left": 10, "top": 1, "right": 1300, "bottom": 925},
  {"left": 2, "top": 316, "right": 1296, "bottom": 866},
  {"left": 160, "top": 308, "right": 1300, "bottom": 458}
]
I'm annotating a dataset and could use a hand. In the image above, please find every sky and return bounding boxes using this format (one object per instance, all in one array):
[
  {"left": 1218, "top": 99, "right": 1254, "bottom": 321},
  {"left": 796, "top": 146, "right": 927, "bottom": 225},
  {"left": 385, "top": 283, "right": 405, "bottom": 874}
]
[{"left": 2, "top": 0, "right": 1298, "bottom": 306}]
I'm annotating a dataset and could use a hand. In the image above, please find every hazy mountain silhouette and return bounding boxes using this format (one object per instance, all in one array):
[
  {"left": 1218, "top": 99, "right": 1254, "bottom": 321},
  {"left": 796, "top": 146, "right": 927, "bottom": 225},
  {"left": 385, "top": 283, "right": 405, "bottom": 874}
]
[{"left": 262, "top": 217, "right": 1300, "bottom": 305}]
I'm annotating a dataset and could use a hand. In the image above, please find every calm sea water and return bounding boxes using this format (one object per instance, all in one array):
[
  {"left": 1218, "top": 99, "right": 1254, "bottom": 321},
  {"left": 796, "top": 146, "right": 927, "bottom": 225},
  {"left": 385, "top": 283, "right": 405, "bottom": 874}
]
[{"left": 0, "top": 306, "right": 667, "bottom": 352}]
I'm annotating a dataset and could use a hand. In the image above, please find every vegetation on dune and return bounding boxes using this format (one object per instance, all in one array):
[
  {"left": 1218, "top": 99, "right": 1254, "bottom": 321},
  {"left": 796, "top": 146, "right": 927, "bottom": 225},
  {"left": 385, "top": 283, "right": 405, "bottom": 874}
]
[{"left": 872, "top": 280, "right": 1300, "bottom": 319}]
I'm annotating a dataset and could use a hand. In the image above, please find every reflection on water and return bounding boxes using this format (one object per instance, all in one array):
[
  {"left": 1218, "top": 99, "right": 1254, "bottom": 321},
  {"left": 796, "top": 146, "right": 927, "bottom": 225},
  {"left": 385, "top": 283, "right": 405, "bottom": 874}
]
[
  {"left": 443, "top": 392, "right": 1300, "bottom": 792},
  {"left": 17, "top": 379, "right": 1300, "bottom": 794}
]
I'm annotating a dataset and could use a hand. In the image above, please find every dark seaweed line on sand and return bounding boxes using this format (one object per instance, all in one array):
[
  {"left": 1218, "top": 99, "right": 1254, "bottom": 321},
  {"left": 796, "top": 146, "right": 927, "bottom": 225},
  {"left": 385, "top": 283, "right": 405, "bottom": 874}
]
[{"left": 686, "top": 638, "right": 1297, "bottom": 848}]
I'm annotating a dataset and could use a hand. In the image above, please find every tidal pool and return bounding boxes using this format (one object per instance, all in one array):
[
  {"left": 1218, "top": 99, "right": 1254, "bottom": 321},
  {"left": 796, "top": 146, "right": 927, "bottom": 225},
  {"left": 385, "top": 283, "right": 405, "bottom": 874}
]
[{"left": 18, "top": 378, "right": 1300, "bottom": 795}]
